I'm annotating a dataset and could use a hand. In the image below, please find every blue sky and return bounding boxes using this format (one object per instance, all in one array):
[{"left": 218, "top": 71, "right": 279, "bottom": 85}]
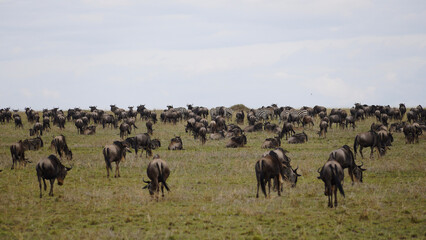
[{"left": 1, "top": 0, "right": 425, "bottom": 110}]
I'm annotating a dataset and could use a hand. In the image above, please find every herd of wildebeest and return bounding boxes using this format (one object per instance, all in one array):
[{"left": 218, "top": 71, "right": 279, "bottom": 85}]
[{"left": 1, "top": 103, "right": 425, "bottom": 207}]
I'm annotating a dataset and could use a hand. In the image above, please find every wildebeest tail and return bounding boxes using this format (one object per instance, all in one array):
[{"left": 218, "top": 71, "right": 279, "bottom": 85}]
[
  {"left": 10, "top": 145, "right": 17, "bottom": 160},
  {"left": 103, "top": 148, "right": 112, "bottom": 170},
  {"left": 332, "top": 165, "right": 345, "bottom": 197},
  {"left": 256, "top": 160, "right": 267, "bottom": 197},
  {"left": 156, "top": 162, "right": 170, "bottom": 191},
  {"left": 353, "top": 135, "right": 358, "bottom": 158}
]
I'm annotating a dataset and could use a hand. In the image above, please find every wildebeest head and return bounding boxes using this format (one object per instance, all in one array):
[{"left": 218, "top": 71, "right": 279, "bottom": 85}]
[
  {"left": 283, "top": 165, "right": 302, "bottom": 188},
  {"left": 57, "top": 165, "right": 72, "bottom": 185},
  {"left": 353, "top": 162, "right": 367, "bottom": 183}
]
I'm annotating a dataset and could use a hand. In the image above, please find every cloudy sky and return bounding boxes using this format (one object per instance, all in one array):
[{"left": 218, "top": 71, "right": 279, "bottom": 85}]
[{"left": 1, "top": 0, "right": 425, "bottom": 110}]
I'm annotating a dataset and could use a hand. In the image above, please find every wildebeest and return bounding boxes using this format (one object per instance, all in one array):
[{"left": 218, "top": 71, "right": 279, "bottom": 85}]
[
  {"left": 36, "top": 154, "right": 72, "bottom": 198},
  {"left": 226, "top": 134, "right": 247, "bottom": 148},
  {"left": 198, "top": 127, "right": 207, "bottom": 145},
  {"left": 82, "top": 125, "right": 96, "bottom": 135},
  {"left": 14, "top": 116, "right": 23, "bottom": 129},
  {"left": 142, "top": 154, "right": 171, "bottom": 199},
  {"left": 209, "top": 130, "right": 225, "bottom": 140},
  {"left": 318, "top": 120, "right": 328, "bottom": 138},
  {"left": 403, "top": 123, "right": 422, "bottom": 144},
  {"left": 353, "top": 131, "right": 385, "bottom": 159},
  {"left": 244, "top": 122, "right": 263, "bottom": 133},
  {"left": 103, "top": 141, "right": 131, "bottom": 178},
  {"left": 124, "top": 133, "right": 153, "bottom": 157},
  {"left": 29, "top": 122, "right": 43, "bottom": 136},
  {"left": 168, "top": 136, "right": 183, "bottom": 150},
  {"left": 146, "top": 121, "right": 153, "bottom": 135},
  {"left": 345, "top": 116, "right": 356, "bottom": 129},
  {"left": 255, "top": 150, "right": 284, "bottom": 198},
  {"left": 50, "top": 135, "right": 73, "bottom": 160},
  {"left": 328, "top": 145, "right": 365, "bottom": 184},
  {"left": 261, "top": 136, "right": 281, "bottom": 149},
  {"left": 317, "top": 160, "right": 345, "bottom": 208},
  {"left": 302, "top": 115, "right": 314, "bottom": 128},
  {"left": 42, "top": 116, "right": 50, "bottom": 131},
  {"left": 279, "top": 122, "right": 295, "bottom": 140},
  {"left": 151, "top": 139, "right": 161, "bottom": 149},
  {"left": 10, "top": 140, "right": 31, "bottom": 169},
  {"left": 288, "top": 132, "right": 308, "bottom": 144},
  {"left": 119, "top": 122, "right": 131, "bottom": 139},
  {"left": 75, "top": 119, "right": 85, "bottom": 134},
  {"left": 264, "top": 148, "right": 301, "bottom": 189}
]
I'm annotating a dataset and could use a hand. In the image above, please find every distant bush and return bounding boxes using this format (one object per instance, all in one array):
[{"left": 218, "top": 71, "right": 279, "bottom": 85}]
[{"left": 230, "top": 104, "right": 250, "bottom": 112}]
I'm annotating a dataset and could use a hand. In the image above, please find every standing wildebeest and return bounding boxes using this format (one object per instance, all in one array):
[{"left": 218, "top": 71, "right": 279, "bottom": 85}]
[
  {"left": 288, "top": 132, "right": 308, "bottom": 144},
  {"left": 403, "top": 123, "right": 422, "bottom": 144},
  {"left": 226, "top": 134, "right": 247, "bottom": 148},
  {"left": 168, "top": 136, "right": 183, "bottom": 150},
  {"left": 302, "top": 115, "right": 314, "bottom": 128},
  {"left": 353, "top": 131, "right": 385, "bottom": 159},
  {"left": 29, "top": 122, "right": 43, "bottom": 136},
  {"left": 236, "top": 111, "right": 244, "bottom": 124},
  {"left": 265, "top": 148, "right": 301, "bottom": 189},
  {"left": 124, "top": 133, "right": 153, "bottom": 157},
  {"left": 14, "top": 116, "right": 23, "bottom": 129},
  {"left": 279, "top": 122, "right": 295, "bottom": 140},
  {"left": 10, "top": 140, "right": 31, "bottom": 169},
  {"left": 75, "top": 119, "right": 85, "bottom": 134},
  {"left": 119, "top": 122, "right": 131, "bottom": 139},
  {"left": 151, "top": 139, "right": 161, "bottom": 149},
  {"left": 318, "top": 160, "right": 345, "bottom": 208},
  {"left": 198, "top": 127, "right": 207, "bottom": 145},
  {"left": 50, "top": 135, "right": 73, "bottom": 160},
  {"left": 36, "top": 154, "right": 72, "bottom": 198},
  {"left": 103, "top": 141, "right": 131, "bottom": 178},
  {"left": 255, "top": 150, "right": 284, "bottom": 198},
  {"left": 146, "top": 121, "right": 153, "bottom": 135},
  {"left": 318, "top": 120, "right": 328, "bottom": 138},
  {"left": 261, "top": 136, "right": 281, "bottom": 149},
  {"left": 142, "top": 154, "right": 171, "bottom": 199},
  {"left": 42, "top": 116, "right": 50, "bottom": 131},
  {"left": 328, "top": 145, "right": 365, "bottom": 184}
]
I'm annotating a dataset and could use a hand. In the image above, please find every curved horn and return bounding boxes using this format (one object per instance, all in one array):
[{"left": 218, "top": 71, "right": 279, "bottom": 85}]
[
  {"left": 65, "top": 166, "right": 72, "bottom": 171},
  {"left": 317, "top": 167, "right": 322, "bottom": 173},
  {"left": 358, "top": 161, "right": 364, "bottom": 167},
  {"left": 142, "top": 177, "right": 150, "bottom": 183},
  {"left": 293, "top": 165, "right": 299, "bottom": 172}
]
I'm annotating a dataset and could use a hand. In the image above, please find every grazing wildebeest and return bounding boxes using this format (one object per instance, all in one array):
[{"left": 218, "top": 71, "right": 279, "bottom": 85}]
[
  {"left": 353, "top": 130, "right": 385, "bottom": 159},
  {"left": 198, "top": 127, "right": 207, "bottom": 145},
  {"left": 29, "top": 122, "right": 43, "bottom": 136},
  {"left": 302, "top": 115, "right": 314, "bottom": 128},
  {"left": 280, "top": 122, "right": 295, "bottom": 140},
  {"left": 318, "top": 160, "right": 345, "bottom": 208},
  {"left": 14, "top": 116, "right": 23, "bottom": 129},
  {"left": 261, "top": 136, "right": 281, "bottom": 149},
  {"left": 345, "top": 116, "right": 356, "bottom": 129},
  {"left": 146, "top": 121, "right": 153, "bottom": 135},
  {"left": 36, "top": 154, "right": 72, "bottom": 198},
  {"left": 151, "top": 139, "right": 161, "bottom": 149},
  {"left": 50, "top": 135, "right": 72, "bottom": 160},
  {"left": 101, "top": 114, "right": 118, "bottom": 129},
  {"left": 124, "top": 133, "right": 153, "bottom": 157},
  {"left": 328, "top": 145, "right": 365, "bottom": 184},
  {"left": 318, "top": 120, "right": 328, "bottom": 138},
  {"left": 226, "top": 134, "right": 247, "bottom": 148},
  {"left": 255, "top": 150, "right": 284, "bottom": 198},
  {"left": 119, "top": 122, "right": 131, "bottom": 139},
  {"left": 264, "top": 148, "right": 301, "bottom": 189},
  {"left": 10, "top": 140, "right": 31, "bottom": 169},
  {"left": 142, "top": 154, "right": 171, "bottom": 199},
  {"left": 403, "top": 123, "right": 422, "bottom": 144},
  {"left": 236, "top": 111, "right": 244, "bottom": 124},
  {"left": 288, "top": 132, "right": 308, "bottom": 144},
  {"left": 378, "top": 129, "right": 393, "bottom": 148},
  {"left": 168, "top": 136, "right": 183, "bottom": 150},
  {"left": 103, "top": 141, "right": 131, "bottom": 178}
]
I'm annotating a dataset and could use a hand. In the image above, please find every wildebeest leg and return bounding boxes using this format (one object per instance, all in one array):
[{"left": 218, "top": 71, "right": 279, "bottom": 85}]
[
  {"left": 267, "top": 180, "right": 271, "bottom": 198},
  {"left": 359, "top": 146, "right": 364, "bottom": 159},
  {"left": 256, "top": 180, "right": 260, "bottom": 198},
  {"left": 43, "top": 179, "right": 47, "bottom": 191},
  {"left": 38, "top": 176, "right": 43, "bottom": 198},
  {"left": 370, "top": 147, "right": 374, "bottom": 159},
  {"left": 276, "top": 177, "right": 281, "bottom": 196},
  {"left": 348, "top": 169, "right": 354, "bottom": 185},
  {"left": 161, "top": 184, "right": 165, "bottom": 197},
  {"left": 114, "top": 162, "right": 119, "bottom": 177},
  {"left": 49, "top": 179, "right": 55, "bottom": 196}
]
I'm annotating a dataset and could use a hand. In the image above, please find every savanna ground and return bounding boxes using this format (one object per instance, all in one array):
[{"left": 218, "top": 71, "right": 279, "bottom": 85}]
[{"left": 0, "top": 108, "right": 425, "bottom": 240}]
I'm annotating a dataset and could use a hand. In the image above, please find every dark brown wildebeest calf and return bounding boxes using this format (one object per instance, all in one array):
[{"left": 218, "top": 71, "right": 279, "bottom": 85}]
[
  {"left": 36, "top": 154, "right": 72, "bottom": 198},
  {"left": 142, "top": 154, "right": 171, "bottom": 199}
]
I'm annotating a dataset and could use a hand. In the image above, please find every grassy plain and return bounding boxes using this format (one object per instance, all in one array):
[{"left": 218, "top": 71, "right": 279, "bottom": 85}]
[{"left": 0, "top": 110, "right": 424, "bottom": 239}]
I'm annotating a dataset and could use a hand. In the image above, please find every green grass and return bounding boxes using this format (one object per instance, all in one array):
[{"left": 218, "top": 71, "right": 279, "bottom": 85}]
[{"left": 0, "top": 111, "right": 425, "bottom": 239}]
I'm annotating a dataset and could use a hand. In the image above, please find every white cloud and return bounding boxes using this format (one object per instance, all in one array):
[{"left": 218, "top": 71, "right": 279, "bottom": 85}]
[{"left": 41, "top": 89, "right": 60, "bottom": 99}]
